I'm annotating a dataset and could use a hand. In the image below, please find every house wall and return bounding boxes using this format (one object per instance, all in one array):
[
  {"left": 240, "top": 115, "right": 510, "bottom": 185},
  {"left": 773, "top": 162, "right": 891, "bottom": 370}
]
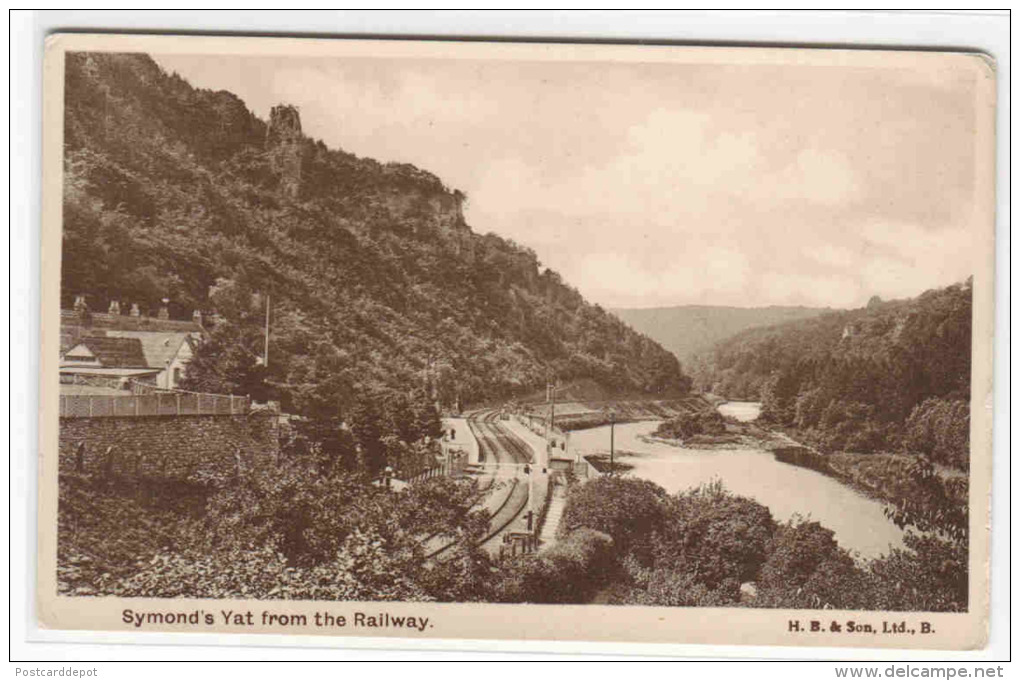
[
  {"left": 61, "top": 344, "right": 100, "bottom": 366},
  {"left": 164, "top": 340, "right": 194, "bottom": 389},
  {"left": 58, "top": 412, "right": 280, "bottom": 483}
]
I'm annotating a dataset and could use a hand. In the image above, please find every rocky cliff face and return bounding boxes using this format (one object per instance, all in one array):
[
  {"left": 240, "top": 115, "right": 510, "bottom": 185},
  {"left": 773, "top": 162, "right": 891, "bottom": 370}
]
[
  {"left": 379, "top": 185, "right": 469, "bottom": 239},
  {"left": 262, "top": 101, "right": 470, "bottom": 241},
  {"left": 266, "top": 104, "right": 303, "bottom": 145},
  {"left": 266, "top": 104, "right": 306, "bottom": 198}
]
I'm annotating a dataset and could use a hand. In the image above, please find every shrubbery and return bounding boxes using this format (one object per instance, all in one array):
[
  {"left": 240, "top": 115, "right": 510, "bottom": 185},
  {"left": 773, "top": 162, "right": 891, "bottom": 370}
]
[
  {"left": 653, "top": 410, "right": 727, "bottom": 440},
  {"left": 548, "top": 475, "right": 968, "bottom": 612},
  {"left": 561, "top": 476, "right": 666, "bottom": 554},
  {"left": 651, "top": 481, "right": 774, "bottom": 588},
  {"left": 755, "top": 519, "right": 871, "bottom": 610},
  {"left": 59, "top": 453, "right": 970, "bottom": 611},
  {"left": 58, "top": 450, "right": 492, "bottom": 601},
  {"left": 490, "top": 529, "right": 615, "bottom": 604}
]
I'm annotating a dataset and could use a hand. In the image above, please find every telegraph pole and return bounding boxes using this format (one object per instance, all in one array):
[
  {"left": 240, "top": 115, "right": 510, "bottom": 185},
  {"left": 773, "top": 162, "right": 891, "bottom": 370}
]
[
  {"left": 545, "top": 380, "right": 562, "bottom": 442},
  {"left": 609, "top": 410, "right": 616, "bottom": 476},
  {"left": 549, "top": 381, "right": 556, "bottom": 435},
  {"left": 263, "top": 294, "right": 270, "bottom": 369}
]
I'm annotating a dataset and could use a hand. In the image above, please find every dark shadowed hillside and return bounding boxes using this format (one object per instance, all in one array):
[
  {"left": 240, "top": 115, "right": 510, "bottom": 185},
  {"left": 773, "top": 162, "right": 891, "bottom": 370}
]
[
  {"left": 61, "top": 52, "right": 689, "bottom": 414},
  {"left": 611, "top": 305, "right": 830, "bottom": 363}
]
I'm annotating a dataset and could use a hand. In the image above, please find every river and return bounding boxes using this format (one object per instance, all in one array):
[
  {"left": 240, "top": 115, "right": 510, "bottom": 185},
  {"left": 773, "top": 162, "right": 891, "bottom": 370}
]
[{"left": 568, "top": 403, "right": 905, "bottom": 561}]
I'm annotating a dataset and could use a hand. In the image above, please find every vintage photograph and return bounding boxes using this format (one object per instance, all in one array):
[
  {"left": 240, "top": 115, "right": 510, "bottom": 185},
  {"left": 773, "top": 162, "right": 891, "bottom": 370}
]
[{"left": 38, "top": 34, "right": 995, "bottom": 647}]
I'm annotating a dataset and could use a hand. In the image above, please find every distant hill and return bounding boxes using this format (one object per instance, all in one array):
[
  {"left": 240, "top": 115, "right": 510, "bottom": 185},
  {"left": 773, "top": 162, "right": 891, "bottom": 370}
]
[
  {"left": 610, "top": 305, "right": 831, "bottom": 363},
  {"left": 61, "top": 52, "right": 689, "bottom": 413}
]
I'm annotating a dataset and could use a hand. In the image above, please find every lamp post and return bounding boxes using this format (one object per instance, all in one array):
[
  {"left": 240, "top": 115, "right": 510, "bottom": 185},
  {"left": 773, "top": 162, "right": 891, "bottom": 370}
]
[{"left": 384, "top": 465, "right": 394, "bottom": 489}]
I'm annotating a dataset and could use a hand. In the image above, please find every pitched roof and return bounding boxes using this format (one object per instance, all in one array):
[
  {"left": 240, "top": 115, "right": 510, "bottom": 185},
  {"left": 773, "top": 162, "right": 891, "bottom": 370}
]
[
  {"left": 104, "top": 330, "right": 191, "bottom": 369},
  {"left": 72, "top": 337, "right": 150, "bottom": 368}
]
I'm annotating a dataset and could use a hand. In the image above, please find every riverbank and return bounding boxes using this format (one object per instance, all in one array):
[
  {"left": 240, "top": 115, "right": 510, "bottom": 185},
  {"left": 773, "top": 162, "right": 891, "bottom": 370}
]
[
  {"left": 762, "top": 425, "right": 968, "bottom": 512},
  {"left": 638, "top": 431, "right": 761, "bottom": 450},
  {"left": 523, "top": 394, "right": 715, "bottom": 432},
  {"left": 568, "top": 420, "right": 906, "bottom": 559},
  {"left": 646, "top": 416, "right": 967, "bottom": 515}
]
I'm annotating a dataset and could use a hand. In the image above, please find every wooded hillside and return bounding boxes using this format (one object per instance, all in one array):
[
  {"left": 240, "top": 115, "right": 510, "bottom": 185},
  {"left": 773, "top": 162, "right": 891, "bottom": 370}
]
[
  {"left": 690, "top": 281, "right": 972, "bottom": 469},
  {"left": 62, "top": 52, "right": 689, "bottom": 414}
]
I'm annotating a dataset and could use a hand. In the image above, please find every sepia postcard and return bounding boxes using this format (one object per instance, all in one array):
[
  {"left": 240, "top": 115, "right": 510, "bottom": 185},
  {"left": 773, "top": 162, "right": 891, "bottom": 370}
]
[{"left": 37, "top": 33, "right": 996, "bottom": 650}]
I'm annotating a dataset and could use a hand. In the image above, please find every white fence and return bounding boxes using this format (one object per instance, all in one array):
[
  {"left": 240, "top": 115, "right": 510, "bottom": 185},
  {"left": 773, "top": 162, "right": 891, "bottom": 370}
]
[{"left": 59, "top": 392, "right": 249, "bottom": 418}]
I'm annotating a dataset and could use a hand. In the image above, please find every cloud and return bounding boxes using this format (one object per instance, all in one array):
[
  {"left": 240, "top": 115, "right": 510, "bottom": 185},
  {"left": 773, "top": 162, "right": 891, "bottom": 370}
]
[
  {"left": 807, "top": 244, "right": 857, "bottom": 268},
  {"left": 152, "top": 53, "right": 982, "bottom": 310},
  {"left": 752, "top": 148, "right": 862, "bottom": 205},
  {"left": 857, "top": 220, "right": 974, "bottom": 299},
  {"left": 567, "top": 247, "right": 751, "bottom": 309},
  {"left": 761, "top": 272, "right": 861, "bottom": 308}
]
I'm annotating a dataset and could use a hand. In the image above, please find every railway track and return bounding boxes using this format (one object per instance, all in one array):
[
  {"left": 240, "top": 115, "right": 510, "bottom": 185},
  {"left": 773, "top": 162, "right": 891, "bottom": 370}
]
[{"left": 424, "top": 410, "right": 535, "bottom": 559}]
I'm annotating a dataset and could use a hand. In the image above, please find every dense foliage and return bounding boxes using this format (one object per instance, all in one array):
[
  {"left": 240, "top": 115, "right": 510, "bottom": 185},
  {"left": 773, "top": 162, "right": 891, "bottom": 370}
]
[
  {"left": 544, "top": 477, "right": 967, "bottom": 611},
  {"left": 653, "top": 410, "right": 727, "bottom": 440},
  {"left": 489, "top": 529, "right": 616, "bottom": 604},
  {"left": 63, "top": 52, "right": 689, "bottom": 415},
  {"left": 58, "top": 454, "right": 493, "bottom": 600},
  {"left": 58, "top": 445, "right": 967, "bottom": 610},
  {"left": 690, "top": 282, "right": 972, "bottom": 469}
]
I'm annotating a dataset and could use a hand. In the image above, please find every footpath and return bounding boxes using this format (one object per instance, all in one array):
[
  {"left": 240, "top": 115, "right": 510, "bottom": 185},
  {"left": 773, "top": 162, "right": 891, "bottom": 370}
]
[
  {"left": 442, "top": 416, "right": 479, "bottom": 465},
  {"left": 502, "top": 416, "right": 567, "bottom": 549},
  {"left": 538, "top": 484, "right": 567, "bottom": 547},
  {"left": 502, "top": 417, "right": 551, "bottom": 468}
]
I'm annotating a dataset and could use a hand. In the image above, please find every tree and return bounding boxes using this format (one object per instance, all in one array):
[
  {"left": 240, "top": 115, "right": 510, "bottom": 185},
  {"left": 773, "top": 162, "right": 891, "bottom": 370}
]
[
  {"left": 755, "top": 518, "right": 869, "bottom": 609},
  {"left": 651, "top": 481, "right": 775, "bottom": 589},
  {"left": 867, "top": 455, "right": 969, "bottom": 612},
  {"left": 178, "top": 319, "right": 272, "bottom": 400},
  {"left": 561, "top": 476, "right": 667, "bottom": 553}
]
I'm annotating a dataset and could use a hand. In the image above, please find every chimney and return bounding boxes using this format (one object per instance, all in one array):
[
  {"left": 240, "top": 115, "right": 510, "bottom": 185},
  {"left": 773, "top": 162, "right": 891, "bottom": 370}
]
[
  {"left": 192, "top": 309, "right": 203, "bottom": 326},
  {"left": 73, "top": 294, "right": 92, "bottom": 327},
  {"left": 129, "top": 303, "right": 141, "bottom": 317},
  {"left": 108, "top": 300, "right": 121, "bottom": 315}
]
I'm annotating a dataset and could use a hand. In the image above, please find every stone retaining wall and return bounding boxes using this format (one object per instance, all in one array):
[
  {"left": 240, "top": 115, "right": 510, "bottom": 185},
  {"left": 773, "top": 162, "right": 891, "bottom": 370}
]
[{"left": 58, "top": 412, "right": 280, "bottom": 483}]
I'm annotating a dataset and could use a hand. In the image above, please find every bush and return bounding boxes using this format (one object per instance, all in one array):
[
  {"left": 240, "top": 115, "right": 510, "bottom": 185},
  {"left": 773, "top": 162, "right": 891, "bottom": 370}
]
[
  {"left": 561, "top": 476, "right": 666, "bottom": 552},
  {"left": 636, "top": 570, "right": 741, "bottom": 607},
  {"left": 868, "top": 532, "right": 968, "bottom": 612},
  {"left": 57, "top": 472, "right": 210, "bottom": 596},
  {"left": 491, "top": 528, "right": 615, "bottom": 604},
  {"left": 755, "top": 518, "right": 870, "bottom": 610},
  {"left": 60, "top": 452, "right": 489, "bottom": 600},
  {"left": 651, "top": 481, "right": 775, "bottom": 588},
  {"left": 654, "top": 410, "right": 727, "bottom": 440},
  {"left": 416, "top": 543, "right": 496, "bottom": 603}
]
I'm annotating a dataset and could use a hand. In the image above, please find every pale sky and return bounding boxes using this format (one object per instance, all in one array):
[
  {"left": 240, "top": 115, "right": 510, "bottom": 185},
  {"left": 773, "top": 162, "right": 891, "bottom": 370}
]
[{"left": 153, "top": 51, "right": 983, "bottom": 310}]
